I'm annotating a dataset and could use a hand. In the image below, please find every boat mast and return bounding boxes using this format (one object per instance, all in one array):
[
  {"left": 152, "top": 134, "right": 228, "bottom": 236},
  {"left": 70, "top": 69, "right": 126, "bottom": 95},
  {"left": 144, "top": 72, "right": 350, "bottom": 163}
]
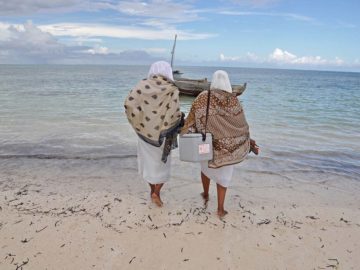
[{"left": 170, "top": 34, "right": 177, "bottom": 69}]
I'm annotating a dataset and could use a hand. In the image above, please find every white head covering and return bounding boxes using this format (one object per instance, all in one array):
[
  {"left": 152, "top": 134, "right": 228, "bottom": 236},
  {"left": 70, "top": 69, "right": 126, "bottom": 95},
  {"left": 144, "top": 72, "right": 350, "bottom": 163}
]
[
  {"left": 147, "top": 61, "right": 174, "bottom": 81},
  {"left": 210, "top": 70, "right": 232, "bottom": 93}
]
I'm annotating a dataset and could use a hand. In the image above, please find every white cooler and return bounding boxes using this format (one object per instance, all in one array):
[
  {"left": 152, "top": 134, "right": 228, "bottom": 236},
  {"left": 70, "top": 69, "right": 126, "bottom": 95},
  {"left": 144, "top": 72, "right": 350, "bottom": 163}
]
[{"left": 179, "top": 133, "right": 213, "bottom": 162}]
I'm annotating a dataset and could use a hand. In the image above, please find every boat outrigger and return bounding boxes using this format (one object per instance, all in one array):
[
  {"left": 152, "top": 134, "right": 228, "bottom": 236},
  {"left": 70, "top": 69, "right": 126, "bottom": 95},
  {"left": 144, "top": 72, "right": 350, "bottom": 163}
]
[{"left": 170, "top": 35, "right": 247, "bottom": 97}]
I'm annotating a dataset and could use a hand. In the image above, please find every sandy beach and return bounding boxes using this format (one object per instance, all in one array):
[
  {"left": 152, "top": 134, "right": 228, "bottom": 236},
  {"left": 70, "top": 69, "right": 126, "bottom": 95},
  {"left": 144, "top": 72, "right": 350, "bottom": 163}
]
[{"left": 1, "top": 153, "right": 359, "bottom": 270}]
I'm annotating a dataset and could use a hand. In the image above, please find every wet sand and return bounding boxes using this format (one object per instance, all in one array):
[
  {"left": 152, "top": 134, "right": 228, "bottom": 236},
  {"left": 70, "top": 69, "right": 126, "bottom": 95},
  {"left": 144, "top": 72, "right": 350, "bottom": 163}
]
[{"left": 1, "top": 156, "right": 359, "bottom": 270}]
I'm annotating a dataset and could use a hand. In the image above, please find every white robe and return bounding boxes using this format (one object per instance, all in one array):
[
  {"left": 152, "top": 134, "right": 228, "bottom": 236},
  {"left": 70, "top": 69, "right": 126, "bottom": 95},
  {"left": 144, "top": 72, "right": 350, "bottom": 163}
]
[
  {"left": 200, "top": 161, "right": 234, "bottom": 188},
  {"left": 137, "top": 138, "right": 171, "bottom": 184}
]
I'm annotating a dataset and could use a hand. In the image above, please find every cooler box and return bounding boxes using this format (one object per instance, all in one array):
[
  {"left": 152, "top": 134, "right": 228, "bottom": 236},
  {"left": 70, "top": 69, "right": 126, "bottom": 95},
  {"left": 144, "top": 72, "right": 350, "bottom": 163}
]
[{"left": 179, "top": 133, "right": 213, "bottom": 162}]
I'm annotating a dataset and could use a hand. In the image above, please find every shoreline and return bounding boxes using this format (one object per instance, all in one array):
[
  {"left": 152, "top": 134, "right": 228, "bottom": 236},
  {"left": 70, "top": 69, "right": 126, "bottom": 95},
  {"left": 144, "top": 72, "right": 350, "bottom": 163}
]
[{"left": 1, "top": 157, "right": 359, "bottom": 269}]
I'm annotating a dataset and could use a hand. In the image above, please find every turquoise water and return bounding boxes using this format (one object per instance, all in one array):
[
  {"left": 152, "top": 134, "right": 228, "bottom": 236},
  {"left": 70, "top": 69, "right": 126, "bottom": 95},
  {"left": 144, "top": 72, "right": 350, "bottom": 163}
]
[{"left": 0, "top": 65, "right": 359, "bottom": 180}]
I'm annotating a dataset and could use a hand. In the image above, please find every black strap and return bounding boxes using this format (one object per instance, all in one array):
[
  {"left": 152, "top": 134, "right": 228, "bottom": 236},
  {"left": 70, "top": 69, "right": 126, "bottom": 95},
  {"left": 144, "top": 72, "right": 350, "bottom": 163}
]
[{"left": 202, "top": 90, "right": 211, "bottom": 141}]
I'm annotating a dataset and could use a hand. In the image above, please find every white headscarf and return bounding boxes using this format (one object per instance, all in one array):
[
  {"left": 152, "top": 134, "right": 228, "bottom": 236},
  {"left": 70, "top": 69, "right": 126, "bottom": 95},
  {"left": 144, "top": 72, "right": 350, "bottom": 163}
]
[
  {"left": 147, "top": 61, "right": 174, "bottom": 81},
  {"left": 210, "top": 70, "right": 232, "bottom": 93}
]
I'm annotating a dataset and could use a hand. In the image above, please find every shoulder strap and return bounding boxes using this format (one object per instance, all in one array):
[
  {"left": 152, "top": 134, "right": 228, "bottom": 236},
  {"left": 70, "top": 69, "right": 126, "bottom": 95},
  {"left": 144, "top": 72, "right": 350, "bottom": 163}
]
[{"left": 202, "top": 90, "right": 211, "bottom": 142}]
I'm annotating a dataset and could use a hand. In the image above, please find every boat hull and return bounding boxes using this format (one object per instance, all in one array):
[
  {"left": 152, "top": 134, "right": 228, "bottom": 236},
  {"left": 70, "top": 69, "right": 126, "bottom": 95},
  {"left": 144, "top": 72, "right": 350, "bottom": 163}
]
[{"left": 174, "top": 78, "right": 247, "bottom": 97}]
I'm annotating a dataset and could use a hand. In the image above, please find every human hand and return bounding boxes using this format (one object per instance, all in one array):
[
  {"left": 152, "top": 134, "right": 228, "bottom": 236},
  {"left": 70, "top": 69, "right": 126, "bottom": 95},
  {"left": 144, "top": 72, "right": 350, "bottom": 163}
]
[{"left": 250, "top": 139, "right": 259, "bottom": 155}]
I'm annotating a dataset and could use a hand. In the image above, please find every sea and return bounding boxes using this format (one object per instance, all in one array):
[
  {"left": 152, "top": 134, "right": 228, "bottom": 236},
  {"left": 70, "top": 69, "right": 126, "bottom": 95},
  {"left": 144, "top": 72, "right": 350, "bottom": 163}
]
[{"left": 0, "top": 65, "right": 359, "bottom": 181}]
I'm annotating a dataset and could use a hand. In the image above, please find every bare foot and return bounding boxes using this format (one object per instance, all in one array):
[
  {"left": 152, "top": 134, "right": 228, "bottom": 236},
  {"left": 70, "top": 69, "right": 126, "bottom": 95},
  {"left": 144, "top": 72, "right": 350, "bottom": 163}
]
[
  {"left": 151, "top": 193, "right": 163, "bottom": 207},
  {"left": 217, "top": 209, "right": 228, "bottom": 218},
  {"left": 201, "top": 192, "right": 209, "bottom": 201}
]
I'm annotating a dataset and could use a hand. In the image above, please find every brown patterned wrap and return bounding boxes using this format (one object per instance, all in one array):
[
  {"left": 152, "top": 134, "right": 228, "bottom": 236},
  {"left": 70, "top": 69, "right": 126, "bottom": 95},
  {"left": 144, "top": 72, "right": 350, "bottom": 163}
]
[
  {"left": 124, "top": 75, "right": 183, "bottom": 161},
  {"left": 182, "top": 89, "right": 250, "bottom": 168}
]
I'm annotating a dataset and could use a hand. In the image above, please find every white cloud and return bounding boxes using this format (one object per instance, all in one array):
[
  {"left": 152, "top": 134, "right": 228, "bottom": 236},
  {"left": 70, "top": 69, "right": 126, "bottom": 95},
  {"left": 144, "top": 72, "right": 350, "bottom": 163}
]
[
  {"left": 0, "top": 22, "right": 12, "bottom": 41},
  {"left": 0, "top": 0, "right": 202, "bottom": 25},
  {"left": 73, "top": 37, "right": 104, "bottom": 46},
  {"left": 218, "top": 49, "right": 349, "bottom": 69},
  {"left": 219, "top": 11, "right": 314, "bottom": 22},
  {"left": 0, "top": 21, "right": 65, "bottom": 56},
  {"left": 0, "top": 0, "right": 88, "bottom": 15},
  {"left": 269, "top": 48, "right": 297, "bottom": 62},
  {"left": 246, "top": 52, "right": 260, "bottom": 62},
  {"left": 38, "top": 22, "right": 214, "bottom": 40},
  {"left": 220, "top": 52, "right": 260, "bottom": 62},
  {"left": 220, "top": 53, "right": 240, "bottom": 61},
  {"left": 333, "top": 57, "right": 345, "bottom": 66},
  {"left": 0, "top": 21, "right": 165, "bottom": 64},
  {"left": 143, "top": 47, "right": 167, "bottom": 54},
  {"left": 230, "top": 0, "right": 280, "bottom": 6},
  {"left": 87, "top": 45, "right": 109, "bottom": 55},
  {"left": 111, "top": 0, "right": 199, "bottom": 23},
  {"left": 268, "top": 48, "right": 346, "bottom": 66}
]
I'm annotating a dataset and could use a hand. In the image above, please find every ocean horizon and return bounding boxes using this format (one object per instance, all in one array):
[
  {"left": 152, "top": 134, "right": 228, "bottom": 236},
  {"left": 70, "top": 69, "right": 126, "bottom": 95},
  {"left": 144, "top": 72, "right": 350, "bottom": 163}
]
[{"left": 1, "top": 63, "right": 360, "bottom": 74}]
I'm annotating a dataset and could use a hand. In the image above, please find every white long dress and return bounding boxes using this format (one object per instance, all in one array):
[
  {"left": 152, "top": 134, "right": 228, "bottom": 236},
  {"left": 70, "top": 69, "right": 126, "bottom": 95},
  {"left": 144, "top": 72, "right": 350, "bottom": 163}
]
[
  {"left": 137, "top": 138, "right": 171, "bottom": 184},
  {"left": 200, "top": 161, "right": 234, "bottom": 188}
]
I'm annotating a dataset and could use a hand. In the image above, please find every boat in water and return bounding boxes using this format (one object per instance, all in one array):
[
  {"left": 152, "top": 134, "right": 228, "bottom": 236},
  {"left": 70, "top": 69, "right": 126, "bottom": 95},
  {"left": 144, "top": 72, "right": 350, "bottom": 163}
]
[
  {"left": 174, "top": 77, "right": 246, "bottom": 97},
  {"left": 170, "top": 35, "right": 247, "bottom": 97}
]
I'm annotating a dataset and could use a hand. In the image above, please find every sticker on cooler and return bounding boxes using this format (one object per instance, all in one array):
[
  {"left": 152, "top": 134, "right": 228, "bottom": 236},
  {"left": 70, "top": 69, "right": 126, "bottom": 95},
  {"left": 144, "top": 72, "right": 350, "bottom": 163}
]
[{"left": 198, "top": 143, "right": 210, "bottom": 154}]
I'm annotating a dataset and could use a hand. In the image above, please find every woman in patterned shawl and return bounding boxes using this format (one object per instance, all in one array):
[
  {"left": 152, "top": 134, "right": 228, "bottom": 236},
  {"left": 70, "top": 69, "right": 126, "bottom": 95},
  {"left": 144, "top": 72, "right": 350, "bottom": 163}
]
[
  {"left": 182, "top": 70, "right": 258, "bottom": 217},
  {"left": 124, "top": 61, "right": 184, "bottom": 206}
]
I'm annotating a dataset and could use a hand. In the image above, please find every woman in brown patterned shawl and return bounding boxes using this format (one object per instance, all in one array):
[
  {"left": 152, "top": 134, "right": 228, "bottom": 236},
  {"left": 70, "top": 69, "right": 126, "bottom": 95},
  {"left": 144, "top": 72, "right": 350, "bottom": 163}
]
[
  {"left": 124, "top": 61, "right": 184, "bottom": 207},
  {"left": 182, "top": 70, "right": 259, "bottom": 217}
]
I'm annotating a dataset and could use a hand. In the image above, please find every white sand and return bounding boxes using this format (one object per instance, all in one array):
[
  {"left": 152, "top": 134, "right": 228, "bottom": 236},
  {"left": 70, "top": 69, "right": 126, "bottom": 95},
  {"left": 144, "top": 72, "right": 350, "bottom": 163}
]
[{"left": 1, "top": 156, "right": 359, "bottom": 269}]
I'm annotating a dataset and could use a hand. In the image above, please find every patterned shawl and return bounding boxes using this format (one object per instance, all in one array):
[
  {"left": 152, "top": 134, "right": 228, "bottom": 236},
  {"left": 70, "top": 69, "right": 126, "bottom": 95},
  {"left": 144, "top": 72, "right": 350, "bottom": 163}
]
[
  {"left": 182, "top": 89, "right": 250, "bottom": 168},
  {"left": 124, "top": 75, "right": 183, "bottom": 156}
]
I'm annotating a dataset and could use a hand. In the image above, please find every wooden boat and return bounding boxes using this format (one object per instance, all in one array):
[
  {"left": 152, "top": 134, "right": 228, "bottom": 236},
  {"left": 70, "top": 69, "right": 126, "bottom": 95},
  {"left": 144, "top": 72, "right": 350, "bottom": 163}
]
[
  {"left": 170, "top": 35, "right": 247, "bottom": 97},
  {"left": 174, "top": 78, "right": 247, "bottom": 97}
]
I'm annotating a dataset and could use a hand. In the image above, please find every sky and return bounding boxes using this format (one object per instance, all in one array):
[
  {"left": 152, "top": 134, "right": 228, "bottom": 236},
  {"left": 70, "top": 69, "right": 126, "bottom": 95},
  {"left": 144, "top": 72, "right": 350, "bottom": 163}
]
[{"left": 0, "top": 0, "right": 359, "bottom": 71}]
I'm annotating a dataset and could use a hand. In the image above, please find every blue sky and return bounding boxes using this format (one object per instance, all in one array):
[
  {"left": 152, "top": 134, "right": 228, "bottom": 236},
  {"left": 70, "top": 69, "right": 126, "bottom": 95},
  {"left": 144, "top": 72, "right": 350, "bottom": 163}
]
[{"left": 0, "top": 0, "right": 359, "bottom": 71}]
